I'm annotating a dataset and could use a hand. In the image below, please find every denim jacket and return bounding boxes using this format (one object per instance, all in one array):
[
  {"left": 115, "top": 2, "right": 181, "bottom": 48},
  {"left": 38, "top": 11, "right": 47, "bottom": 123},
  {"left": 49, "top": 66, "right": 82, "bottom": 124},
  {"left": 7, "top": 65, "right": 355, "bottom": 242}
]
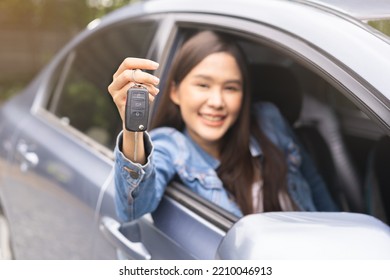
[{"left": 114, "top": 102, "right": 338, "bottom": 221}]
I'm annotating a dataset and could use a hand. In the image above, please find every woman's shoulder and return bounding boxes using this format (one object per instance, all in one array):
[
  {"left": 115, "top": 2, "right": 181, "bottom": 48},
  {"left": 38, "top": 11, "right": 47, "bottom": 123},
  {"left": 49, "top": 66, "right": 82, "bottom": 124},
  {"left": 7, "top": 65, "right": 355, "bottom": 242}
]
[
  {"left": 150, "top": 127, "right": 186, "bottom": 140},
  {"left": 150, "top": 127, "right": 215, "bottom": 171},
  {"left": 150, "top": 127, "right": 192, "bottom": 152}
]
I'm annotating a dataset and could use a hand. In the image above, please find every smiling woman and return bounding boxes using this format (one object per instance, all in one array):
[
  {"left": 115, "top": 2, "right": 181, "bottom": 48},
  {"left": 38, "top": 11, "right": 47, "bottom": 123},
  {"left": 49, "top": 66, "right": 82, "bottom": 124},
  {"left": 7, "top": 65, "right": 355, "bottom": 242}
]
[{"left": 109, "top": 30, "right": 338, "bottom": 222}]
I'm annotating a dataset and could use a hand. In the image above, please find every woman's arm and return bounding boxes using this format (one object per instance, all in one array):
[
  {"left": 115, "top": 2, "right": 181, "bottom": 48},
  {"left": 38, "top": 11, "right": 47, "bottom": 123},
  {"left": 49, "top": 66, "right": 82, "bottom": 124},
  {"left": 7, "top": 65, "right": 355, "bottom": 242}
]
[
  {"left": 108, "top": 57, "right": 163, "bottom": 221},
  {"left": 114, "top": 129, "right": 187, "bottom": 222},
  {"left": 108, "top": 57, "right": 160, "bottom": 164}
]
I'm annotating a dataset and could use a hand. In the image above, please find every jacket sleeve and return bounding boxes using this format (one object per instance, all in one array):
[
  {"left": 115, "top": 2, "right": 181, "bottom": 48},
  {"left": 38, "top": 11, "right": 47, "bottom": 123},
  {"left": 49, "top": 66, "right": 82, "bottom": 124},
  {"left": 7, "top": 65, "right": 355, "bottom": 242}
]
[{"left": 114, "top": 129, "right": 178, "bottom": 221}]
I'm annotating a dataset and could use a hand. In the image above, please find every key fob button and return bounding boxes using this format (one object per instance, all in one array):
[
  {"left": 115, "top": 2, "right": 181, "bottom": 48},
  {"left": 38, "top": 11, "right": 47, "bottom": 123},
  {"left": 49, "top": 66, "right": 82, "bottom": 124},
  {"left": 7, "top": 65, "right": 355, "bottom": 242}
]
[{"left": 132, "top": 111, "right": 143, "bottom": 118}]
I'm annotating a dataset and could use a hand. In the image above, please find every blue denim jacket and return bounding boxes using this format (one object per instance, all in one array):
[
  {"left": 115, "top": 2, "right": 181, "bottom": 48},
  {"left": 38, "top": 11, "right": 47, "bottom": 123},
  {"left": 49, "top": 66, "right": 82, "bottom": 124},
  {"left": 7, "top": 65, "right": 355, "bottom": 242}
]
[{"left": 114, "top": 102, "right": 338, "bottom": 221}]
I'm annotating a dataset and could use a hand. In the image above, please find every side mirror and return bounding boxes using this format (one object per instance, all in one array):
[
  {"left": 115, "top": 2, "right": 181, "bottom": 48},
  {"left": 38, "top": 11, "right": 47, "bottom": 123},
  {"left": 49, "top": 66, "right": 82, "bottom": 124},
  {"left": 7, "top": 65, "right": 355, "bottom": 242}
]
[{"left": 216, "top": 212, "right": 390, "bottom": 259}]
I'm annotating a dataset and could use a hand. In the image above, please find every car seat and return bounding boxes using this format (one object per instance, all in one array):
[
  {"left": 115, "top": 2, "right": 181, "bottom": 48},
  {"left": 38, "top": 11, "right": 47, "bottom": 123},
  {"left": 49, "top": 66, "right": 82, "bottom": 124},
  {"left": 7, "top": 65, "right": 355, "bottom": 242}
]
[
  {"left": 250, "top": 63, "right": 364, "bottom": 212},
  {"left": 364, "top": 135, "right": 390, "bottom": 224},
  {"left": 249, "top": 64, "right": 302, "bottom": 125}
]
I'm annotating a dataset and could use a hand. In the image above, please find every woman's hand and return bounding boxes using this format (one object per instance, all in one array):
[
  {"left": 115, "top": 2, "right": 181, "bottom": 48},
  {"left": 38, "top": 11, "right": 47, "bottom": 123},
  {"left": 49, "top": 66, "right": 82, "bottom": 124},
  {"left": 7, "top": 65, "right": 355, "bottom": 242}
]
[
  {"left": 108, "top": 57, "right": 160, "bottom": 122},
  {"left": 108, "top": 57, "right": 160, "bottom": 163}
]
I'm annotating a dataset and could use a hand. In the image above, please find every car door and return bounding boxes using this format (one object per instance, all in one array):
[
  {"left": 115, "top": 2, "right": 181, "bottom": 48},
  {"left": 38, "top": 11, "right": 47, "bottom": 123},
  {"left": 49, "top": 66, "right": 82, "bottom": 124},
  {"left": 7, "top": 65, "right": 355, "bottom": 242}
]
[{"left": 0, "top": 16, "right": 160, "bottom": 259}]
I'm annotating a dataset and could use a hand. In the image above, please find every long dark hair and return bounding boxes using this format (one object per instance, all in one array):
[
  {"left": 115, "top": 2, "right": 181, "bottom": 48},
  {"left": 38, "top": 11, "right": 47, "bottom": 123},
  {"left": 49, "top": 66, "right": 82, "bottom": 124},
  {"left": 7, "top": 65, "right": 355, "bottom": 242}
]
[{"left": 151, "top": 30, "right": 290, "bottom": 214}]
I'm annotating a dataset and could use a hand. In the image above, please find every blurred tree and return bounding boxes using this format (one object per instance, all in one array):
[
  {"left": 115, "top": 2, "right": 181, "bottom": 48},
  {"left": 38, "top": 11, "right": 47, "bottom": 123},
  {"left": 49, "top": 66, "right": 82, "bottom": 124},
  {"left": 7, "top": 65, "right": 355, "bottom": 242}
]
[
  {"left": 0, "top": 0, "right": 136, "bottom": 103},
  {"left": 0, "top": 0, "right": 135, "bottom": 31},
  {"left": 369, "top": 19, "right": 390, "bottom": 37},
  {"left": 0, "top": 0, "right": 36, "bottom": 28}
]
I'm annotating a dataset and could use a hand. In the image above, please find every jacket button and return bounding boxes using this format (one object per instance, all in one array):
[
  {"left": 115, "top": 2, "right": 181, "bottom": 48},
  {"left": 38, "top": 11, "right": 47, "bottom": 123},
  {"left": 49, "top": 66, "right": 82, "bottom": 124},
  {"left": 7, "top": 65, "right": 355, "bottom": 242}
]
[
  {"left": 124, "top": 166, "right": 139, "bottom": 179},
  {"left": 130, "top": 171, "right": 139, "bottom": 179}
]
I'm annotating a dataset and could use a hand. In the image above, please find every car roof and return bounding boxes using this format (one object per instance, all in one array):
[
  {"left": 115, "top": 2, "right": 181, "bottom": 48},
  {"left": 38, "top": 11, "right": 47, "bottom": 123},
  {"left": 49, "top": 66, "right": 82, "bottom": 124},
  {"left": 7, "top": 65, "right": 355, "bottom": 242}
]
[
  {"left": 303, "top": 0, "right": 390, "bottom": 20},
  {"left": 141, "top": 0, "right": 390, "bottom": 19},
  {"left": 95, "top": 0, "right": 390, "bottom": 54}
]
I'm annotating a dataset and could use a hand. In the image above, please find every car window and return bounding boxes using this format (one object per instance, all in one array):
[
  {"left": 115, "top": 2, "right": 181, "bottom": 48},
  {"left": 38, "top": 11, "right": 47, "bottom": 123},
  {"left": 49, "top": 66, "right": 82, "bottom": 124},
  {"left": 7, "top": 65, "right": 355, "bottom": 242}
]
[
  {"left": 157, "top": 26, "right": 389, "bottom": 222},
  {"left": 46, "top": 20, "right": 158, "bottom": 150}
]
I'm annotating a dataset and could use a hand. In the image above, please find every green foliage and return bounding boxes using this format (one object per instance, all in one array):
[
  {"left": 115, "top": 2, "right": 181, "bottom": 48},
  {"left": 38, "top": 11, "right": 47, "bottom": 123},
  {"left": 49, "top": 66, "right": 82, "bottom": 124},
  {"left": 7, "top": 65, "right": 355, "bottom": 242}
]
[
  {"left": 62, "top": 80, "right": 110, "bottom": 131},
  {"left": 56, "top": 79, "right": 120, "bottom": 147},
  {"left": 0, "top": 0, "right": 134, "bottom": 31},
  {"left": 368, "top": 19, "right": 390, "bottom": 38},
  {"left": 0, "top": 85, "right": 22, "bottom": 104}
]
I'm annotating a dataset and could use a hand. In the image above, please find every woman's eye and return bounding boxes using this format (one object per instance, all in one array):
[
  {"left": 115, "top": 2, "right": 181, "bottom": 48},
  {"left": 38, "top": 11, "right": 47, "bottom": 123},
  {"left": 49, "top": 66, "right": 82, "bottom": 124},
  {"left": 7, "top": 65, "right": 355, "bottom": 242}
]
[
  {"left": 225, "top": 86, "right": 240, "bottom": 92},
  {"left": 197, "top": 83, "right": 209, "bottom": 89}
]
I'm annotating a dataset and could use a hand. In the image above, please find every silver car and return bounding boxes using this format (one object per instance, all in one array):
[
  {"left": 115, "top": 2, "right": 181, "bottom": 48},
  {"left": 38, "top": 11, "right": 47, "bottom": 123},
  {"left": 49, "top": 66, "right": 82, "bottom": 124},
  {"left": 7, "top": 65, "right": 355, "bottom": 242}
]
[{"left": 1, "top": 0, "right": 390, "bottom": 259}]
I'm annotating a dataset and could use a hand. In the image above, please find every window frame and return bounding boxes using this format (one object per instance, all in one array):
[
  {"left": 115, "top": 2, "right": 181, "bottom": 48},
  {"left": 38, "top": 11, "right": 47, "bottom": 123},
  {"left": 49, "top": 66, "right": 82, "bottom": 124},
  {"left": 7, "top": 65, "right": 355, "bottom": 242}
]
[
  {"left": 31, "top": 16, "right": 163, "bottom": 160},
  {"left": 152, "top": 12, "right": 390, "bottom": 228}
]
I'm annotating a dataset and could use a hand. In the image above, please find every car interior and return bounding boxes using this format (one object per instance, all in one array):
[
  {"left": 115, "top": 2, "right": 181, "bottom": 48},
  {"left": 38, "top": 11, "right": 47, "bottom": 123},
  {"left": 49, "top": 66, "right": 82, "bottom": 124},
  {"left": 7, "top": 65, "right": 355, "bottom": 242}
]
[{"left": 239, "top": 35, "right": 390, "bottom": 224}]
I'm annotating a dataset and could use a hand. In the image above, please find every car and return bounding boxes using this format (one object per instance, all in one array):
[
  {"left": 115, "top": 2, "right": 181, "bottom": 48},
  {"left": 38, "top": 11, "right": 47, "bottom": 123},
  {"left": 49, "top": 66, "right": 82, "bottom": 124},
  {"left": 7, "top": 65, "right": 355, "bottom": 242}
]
[{"left": 1, "top": 0, "right": 390, "bottom": 260}]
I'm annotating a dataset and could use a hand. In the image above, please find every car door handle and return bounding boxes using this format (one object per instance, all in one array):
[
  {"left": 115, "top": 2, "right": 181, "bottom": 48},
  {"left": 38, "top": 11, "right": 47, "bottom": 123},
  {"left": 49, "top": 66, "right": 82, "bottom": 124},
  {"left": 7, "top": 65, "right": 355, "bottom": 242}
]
[
  {"left": 16, "top": 141, "right": 39, "bottom": 172},
  {"left": 100, "top": 216, "right": 151, "bottom": 260}
]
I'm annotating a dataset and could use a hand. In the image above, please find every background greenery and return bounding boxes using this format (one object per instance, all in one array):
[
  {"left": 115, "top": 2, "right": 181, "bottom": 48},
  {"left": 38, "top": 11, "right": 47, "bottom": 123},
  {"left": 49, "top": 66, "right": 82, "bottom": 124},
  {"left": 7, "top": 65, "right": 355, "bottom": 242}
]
[{"left": 0, "top": 0, "right": 136, "bottom": 104}]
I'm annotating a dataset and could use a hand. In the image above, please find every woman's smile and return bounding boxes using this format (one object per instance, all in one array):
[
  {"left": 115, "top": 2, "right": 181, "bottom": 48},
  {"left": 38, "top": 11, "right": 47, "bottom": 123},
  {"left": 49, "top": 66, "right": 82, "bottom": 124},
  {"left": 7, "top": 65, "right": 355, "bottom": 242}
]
[{"left": 199, "top": 112, "right": 226, "bottom": 126}]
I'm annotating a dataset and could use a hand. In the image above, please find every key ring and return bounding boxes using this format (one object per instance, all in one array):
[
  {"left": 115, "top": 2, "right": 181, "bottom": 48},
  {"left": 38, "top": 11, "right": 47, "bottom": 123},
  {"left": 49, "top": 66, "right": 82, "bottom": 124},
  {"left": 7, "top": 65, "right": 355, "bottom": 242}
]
[
  {"left": 132, "top": 69, "right": 139, "bottom": 85},
  {"left": 131, "top": 69, "right": 147, "bottom": 89}
]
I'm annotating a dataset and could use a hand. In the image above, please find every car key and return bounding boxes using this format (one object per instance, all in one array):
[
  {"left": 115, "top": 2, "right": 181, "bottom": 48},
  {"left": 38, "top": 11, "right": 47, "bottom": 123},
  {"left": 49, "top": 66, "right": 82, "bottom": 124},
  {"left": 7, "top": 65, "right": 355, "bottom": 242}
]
[
  {"left": 125, "top": 84, "right": 149, "bottom": 132},
  {"left": 125, "top": 84, "right": 149, "bottom": 161}
]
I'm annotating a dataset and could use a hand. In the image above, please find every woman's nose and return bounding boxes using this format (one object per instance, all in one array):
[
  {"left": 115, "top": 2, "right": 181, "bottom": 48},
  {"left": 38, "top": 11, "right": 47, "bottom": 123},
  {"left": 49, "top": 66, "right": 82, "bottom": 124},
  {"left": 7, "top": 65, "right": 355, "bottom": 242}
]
[{"left": 207, "top": 88, "right": 224, "bottom": 108}]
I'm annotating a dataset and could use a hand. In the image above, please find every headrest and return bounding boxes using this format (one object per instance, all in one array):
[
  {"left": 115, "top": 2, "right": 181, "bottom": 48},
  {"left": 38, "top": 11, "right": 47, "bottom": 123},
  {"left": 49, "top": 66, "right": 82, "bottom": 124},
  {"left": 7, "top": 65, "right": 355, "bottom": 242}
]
[{"left": 250, "top": 64, "right": 302, "bottom": 125}]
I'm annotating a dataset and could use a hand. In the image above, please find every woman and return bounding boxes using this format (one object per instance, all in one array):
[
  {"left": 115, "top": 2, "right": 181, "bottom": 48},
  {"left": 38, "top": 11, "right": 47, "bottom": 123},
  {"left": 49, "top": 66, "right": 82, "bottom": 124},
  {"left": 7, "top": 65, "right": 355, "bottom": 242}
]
[{"left": 108, "top": 30, "right": 338, "bottom": 221}]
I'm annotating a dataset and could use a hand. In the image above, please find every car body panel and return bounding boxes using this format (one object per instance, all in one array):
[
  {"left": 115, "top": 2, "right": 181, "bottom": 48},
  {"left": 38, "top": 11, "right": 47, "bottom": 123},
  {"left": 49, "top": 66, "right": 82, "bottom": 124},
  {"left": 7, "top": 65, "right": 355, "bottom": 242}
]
[
  {"left": 217, "top": 212, "right": 390, "bottom": 259},
  {"left": 0, "top": 100, "right": 113, "bottom": 259},
  {"left": 306, "top": 0, "right": 390, "bottom": 19}
]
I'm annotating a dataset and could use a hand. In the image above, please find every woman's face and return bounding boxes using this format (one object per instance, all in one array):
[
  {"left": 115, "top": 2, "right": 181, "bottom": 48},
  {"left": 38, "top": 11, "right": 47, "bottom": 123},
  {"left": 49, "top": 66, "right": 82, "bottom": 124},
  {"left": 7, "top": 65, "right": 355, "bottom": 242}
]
[{"left": 170, "top": 52, "right": 243, "bottom": 156}]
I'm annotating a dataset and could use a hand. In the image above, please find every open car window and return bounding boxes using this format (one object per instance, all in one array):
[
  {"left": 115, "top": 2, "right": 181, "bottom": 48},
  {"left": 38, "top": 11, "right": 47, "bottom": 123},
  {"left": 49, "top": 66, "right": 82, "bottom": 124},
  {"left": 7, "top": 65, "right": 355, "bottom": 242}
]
[{"left": 154, "top": 25, "right": 390, "bottom": 227}]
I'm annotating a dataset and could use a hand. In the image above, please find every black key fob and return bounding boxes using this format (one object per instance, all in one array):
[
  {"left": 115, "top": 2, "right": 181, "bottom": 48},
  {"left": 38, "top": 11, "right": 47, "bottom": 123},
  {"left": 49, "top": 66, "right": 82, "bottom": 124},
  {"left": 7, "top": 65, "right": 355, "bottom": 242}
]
[{"left": 125, "top": 85, "right": 149, "bottom": 132}]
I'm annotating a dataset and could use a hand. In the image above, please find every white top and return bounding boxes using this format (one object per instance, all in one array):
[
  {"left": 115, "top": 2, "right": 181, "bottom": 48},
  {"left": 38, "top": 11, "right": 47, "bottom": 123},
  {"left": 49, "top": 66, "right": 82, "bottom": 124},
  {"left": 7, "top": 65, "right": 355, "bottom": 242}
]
[{"left": 252, "top": 180, "right": 295, "bottom": 212}]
